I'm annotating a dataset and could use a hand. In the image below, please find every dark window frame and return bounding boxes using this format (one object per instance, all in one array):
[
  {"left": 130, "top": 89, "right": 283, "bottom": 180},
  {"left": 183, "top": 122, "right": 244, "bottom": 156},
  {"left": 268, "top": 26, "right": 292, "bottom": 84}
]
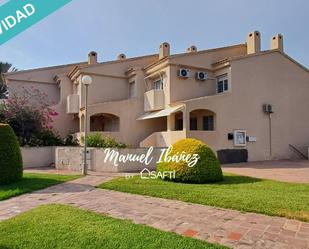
[
  {"left": 216, "top": 74, "right": 228, "bottom": 93},
  {"left": 190, "top": 117, "right": 198, "bottom": 130},
  {"left": 203, "top": 115, "right": 214, "bottom": 131}
]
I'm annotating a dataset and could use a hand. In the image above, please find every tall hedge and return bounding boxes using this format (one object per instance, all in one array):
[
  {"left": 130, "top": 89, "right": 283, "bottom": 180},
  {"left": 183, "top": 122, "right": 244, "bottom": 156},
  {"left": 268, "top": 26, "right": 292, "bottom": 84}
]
[
  {"left": 0, "top": 124, "right": 23, "bottom": 185},
  {"left": 157, "top": 138, "right": 223, "bottom": 183}
]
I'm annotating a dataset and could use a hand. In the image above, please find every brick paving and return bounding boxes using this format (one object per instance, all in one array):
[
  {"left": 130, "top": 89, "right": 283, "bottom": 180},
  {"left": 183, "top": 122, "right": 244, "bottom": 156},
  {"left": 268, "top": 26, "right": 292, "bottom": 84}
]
[
  {"left": 223, "top": 160, "right": 309, "bottom": 183},
  {"left": 0, "top": 174, "right": 309, "bottom": 248}
]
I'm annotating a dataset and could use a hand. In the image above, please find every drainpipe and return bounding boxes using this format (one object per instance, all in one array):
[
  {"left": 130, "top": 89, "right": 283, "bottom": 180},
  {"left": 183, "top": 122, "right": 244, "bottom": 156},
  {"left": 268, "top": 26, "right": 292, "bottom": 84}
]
[
  {"left": 182, "top": 105, "right": 188, "bottom": 138},
  {"left": 268, "top": 113, "right": 272, "bottom": 159}
]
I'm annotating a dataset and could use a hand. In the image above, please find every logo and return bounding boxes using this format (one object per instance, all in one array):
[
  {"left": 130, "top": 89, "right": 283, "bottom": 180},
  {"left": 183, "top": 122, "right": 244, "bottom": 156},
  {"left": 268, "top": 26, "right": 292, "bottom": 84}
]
[
  {"left": 140, "top": 168, "right": 175, "bottom": 180},
  {"left": 0, "top": 0, "right": 73, "bottom": 45}
]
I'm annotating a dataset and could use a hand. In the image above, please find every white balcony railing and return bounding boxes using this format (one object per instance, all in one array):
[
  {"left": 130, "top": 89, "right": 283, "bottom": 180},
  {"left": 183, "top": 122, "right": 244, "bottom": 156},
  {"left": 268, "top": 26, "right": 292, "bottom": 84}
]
[
  {"left": 67, "top": 94, "right": 79, "bottom": 114},
  {"left": 140, "top": 131, "right": 186, "bottom": 148},
  {"left": 144, "top": 89, "right": 165, "bottom": 112}
]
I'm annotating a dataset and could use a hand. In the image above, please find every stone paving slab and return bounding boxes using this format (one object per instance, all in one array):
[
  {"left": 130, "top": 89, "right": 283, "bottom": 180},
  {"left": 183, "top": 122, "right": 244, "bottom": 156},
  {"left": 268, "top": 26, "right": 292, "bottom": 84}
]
[{"left": 0, "top": 175, "right": 308, "bottom": 249}]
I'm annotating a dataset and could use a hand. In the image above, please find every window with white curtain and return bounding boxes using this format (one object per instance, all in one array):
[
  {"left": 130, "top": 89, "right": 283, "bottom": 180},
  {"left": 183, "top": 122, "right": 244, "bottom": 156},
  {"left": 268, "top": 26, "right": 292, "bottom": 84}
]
[{"left": 216, "top": 74, "right": 228, "bottom": 93}]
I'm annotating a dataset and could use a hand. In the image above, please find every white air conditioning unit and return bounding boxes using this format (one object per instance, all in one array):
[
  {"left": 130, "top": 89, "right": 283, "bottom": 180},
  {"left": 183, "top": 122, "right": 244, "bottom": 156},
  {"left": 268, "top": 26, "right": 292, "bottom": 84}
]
[
  {"left": 196, "top": 71, "right": 208, "bottom": 81},
  {"left": 263, "top": 104, "right": 273, "bottom": 114},
  {"left": 178, "top": 68, "right": 190, "bottom": 78}
]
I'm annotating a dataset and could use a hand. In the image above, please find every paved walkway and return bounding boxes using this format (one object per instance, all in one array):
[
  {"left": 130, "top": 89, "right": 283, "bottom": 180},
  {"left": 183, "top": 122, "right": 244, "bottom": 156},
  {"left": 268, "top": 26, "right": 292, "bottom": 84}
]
[
  {"left": 0, "top": 175, "right": 309, "bottom": 249},
  {"left": 223, "top": 160, "right": 309, "bottom": 183}
]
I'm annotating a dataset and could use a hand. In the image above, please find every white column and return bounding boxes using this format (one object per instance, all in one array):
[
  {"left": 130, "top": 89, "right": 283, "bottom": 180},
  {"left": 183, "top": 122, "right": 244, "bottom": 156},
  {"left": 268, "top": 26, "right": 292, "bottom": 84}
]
[{"left": 167, "top": 114, "right": 175, "bottom": 131}]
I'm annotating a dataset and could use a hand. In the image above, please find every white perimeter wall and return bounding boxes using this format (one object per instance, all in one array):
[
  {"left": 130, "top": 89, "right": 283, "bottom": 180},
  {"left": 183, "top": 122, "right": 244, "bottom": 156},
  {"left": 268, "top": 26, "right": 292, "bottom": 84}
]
[
  {"left": 21, "top": 147, "right": 55, "bottom": 168},
  {"left": 55, "top": 147, "right": 163, "bottom": 172}
]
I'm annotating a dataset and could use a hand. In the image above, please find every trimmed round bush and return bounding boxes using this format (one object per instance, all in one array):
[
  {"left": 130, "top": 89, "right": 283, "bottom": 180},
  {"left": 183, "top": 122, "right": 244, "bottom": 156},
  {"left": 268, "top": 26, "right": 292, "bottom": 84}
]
[
  {"left": 0, "top": 124, "right": 23, "bottom": 185},
  {"left": 157, "top": 138, "right": 223, "bottom": 183}
]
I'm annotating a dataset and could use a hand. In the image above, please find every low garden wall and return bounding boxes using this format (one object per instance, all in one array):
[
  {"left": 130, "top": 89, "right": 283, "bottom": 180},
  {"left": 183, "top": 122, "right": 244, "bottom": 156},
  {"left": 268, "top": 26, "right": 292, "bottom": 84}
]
[
  {"left": 21, "top": 147, "right": 55, "bottom": 168},
  {"left": 55, "top": 147, "right": 163, "bottom": 172}
]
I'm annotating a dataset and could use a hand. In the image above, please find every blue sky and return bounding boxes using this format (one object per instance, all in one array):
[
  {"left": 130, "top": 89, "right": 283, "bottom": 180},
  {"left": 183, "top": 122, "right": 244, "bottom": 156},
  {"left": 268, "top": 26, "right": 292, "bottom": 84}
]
[{"left": 0, "top": 0, "right": 308, "bottom": 70}]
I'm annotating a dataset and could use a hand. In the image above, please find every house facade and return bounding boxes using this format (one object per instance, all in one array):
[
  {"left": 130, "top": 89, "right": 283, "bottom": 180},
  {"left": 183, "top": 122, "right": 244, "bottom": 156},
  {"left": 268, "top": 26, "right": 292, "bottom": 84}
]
[{"left": 4, "top": 31, "right": 309, "bottom": 161}]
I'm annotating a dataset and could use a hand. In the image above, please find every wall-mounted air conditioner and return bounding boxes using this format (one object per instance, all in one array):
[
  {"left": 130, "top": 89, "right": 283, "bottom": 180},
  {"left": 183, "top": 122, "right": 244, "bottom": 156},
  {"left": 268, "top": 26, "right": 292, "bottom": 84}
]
[
  {"left": 263, "top": 104, "right": 273, "bottom": 114},
  {"left": 178, "top": 68, "right": 190, "bottom": 78},
  {"left": 196, "top": 71, "right": 208, "bottom": 81}
]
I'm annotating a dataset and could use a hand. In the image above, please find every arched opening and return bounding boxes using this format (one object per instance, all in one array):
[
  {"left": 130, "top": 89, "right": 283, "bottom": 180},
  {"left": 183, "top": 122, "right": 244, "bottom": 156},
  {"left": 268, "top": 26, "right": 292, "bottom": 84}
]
[
  {"left": 90, "top": 113, "right": 120, "bottom": 132},
  {"left": 189, "top": 109, "right": 216, "bottom": 131}
]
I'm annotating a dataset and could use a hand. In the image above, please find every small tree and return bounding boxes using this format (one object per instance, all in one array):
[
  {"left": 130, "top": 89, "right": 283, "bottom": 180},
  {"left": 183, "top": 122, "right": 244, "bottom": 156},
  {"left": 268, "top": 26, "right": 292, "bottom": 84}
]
[{"left": 0, "top": 124, "right": 23, "bottom": 185}]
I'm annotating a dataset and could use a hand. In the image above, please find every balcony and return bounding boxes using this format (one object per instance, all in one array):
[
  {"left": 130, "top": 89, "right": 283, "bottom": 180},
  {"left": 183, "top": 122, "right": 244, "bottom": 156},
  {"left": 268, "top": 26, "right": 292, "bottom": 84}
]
[
  {"left": 140, "top": 131, "right": 186, "bottom": 147},
  {"left": 67, "top": 94, "right": 79, "bottom": 114},
  {"left": 144, "top": 89, "right": 164, "bottom": 112}
]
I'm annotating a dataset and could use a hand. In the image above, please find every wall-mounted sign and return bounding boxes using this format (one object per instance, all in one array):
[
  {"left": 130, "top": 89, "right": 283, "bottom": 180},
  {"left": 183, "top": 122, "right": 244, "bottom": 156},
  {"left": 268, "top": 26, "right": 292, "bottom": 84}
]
[
  {"left": 234, "top": 130, "right": 246, "bottom": 146},
  {"left": 248, "top": 136, "right": 257, "bottom": 142}
]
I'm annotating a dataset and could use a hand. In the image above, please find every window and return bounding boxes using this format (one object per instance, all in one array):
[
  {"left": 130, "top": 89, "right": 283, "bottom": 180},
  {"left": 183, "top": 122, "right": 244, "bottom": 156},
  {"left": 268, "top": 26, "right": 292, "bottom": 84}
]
[
  {"left": 190, "top": 117, "right": 197, "bottom": 130},
  {"left": 203, "top": 116, "right": 214, "bottom": 131},
  {"left": 217, "top": 74, "right": 228, "bottom": 93},
  {"left": 153, "top": 79, "right": 163, "bottom": 90},
  {"left": 129, "top": 81, "right": 136, "bottom": 98},
  {"left": 175, "top": 119, "right": 183, "bottom": 131}
]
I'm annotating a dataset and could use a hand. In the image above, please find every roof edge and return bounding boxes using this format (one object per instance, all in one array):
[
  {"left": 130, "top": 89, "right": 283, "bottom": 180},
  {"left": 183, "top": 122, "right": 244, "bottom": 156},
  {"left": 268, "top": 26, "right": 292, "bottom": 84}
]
[
  {"left": 3, "top": 61, "right": 87, "bottom": 76},
  {"left": 230, "top": 50, "right": 309, "bottom": 73}
]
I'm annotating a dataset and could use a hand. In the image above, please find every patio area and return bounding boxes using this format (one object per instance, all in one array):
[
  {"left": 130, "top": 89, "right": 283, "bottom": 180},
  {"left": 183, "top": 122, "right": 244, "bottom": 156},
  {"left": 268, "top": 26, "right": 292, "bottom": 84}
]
[
  {"left": 222, "top": 160, "right": 309, "bottom": 183},
  {"left": 0, "top": 173, "right": 309, "bottom": 249}
]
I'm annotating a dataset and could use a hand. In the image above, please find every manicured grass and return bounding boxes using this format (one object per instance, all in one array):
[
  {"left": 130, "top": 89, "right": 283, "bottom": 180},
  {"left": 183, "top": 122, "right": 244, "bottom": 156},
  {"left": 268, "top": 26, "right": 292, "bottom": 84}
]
[
  {"left": 99, "top": 174, "right": 309, "bottom": 222},
  {"left": 0, "top": 204, "right": 227, "bottom": 249},
  {"left": 0, "top": 173, "right": 80, "bottom": 201}
]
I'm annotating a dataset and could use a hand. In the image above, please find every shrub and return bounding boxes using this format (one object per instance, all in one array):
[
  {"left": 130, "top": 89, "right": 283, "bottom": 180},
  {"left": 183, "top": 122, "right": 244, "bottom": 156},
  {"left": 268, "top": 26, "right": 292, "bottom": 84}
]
[
  {"left": 84, "top": 133, "right": 105, "bottom": 147},
  {"left": 157, "top": 138, "right": 223, "bottom": 183},
  {"left": 0, "top": 86, "right": 64, "bottom": 146},
  {"left": 0, "top": 124, "right": 23, "bottom": 185},
  {"left": 26, "top": 130, "right": 63, "bottom": 147},
  {"left": 63, "top": 134, "right": 79, "bottom": 146},
  {"left": 83, "top": 133, "right": 127, "bottom": 148}
]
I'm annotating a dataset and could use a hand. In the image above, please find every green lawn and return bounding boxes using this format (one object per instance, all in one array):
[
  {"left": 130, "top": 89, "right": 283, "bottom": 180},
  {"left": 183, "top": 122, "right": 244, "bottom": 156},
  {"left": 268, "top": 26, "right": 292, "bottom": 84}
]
[
  {"left": 0, "top": 204, "right": 226, "bottom": 249},
  {"left": 99, "top": 174, "right": 309, "bottom": 222},
  {"left": 0, "top": 173, "right": 80, "bottom": 201}
]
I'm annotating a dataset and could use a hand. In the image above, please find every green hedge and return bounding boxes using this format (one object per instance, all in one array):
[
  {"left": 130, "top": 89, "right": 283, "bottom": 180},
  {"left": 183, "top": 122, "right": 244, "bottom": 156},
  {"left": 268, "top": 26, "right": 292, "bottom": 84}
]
[
  {"left": 157, "top": 138, "right": 223, "bottom": 183},
  {"left": 0, "top": 124, "right": 23, "bottom": 185},
  {"left": 83, "top": 133, "right": 127, "bottom": 148}
]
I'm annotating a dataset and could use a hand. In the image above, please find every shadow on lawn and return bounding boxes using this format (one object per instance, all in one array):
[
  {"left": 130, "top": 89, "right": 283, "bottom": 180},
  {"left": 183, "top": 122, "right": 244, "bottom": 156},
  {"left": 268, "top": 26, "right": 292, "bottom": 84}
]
[
  {"left": 0, "top": 177, "right": 90, "bottom": 197},
  {"left": 0, "top": 177, "right": 64, "bottom": 191},
  {"left": 217, "top": 175, "right": 262, "bottom": 185},
  {"left": 166, "top": 175, "right": 262, "bottom": 185},
  {"left": 0, "top": 245, "right": 11, "bottom": 249}
]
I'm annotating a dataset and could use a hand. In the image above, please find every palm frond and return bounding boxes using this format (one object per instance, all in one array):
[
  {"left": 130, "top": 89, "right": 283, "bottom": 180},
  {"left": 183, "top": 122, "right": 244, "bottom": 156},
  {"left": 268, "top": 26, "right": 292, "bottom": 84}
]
[{"left": 0, "top": 62, "right": 18, "bottom": 74}]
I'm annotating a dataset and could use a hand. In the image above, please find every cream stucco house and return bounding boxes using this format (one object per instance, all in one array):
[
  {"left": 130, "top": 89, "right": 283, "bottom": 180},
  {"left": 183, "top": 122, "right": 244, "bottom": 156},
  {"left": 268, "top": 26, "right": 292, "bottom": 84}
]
[{"left": 4, "top": 31, "right": 309, "bottom": 162}]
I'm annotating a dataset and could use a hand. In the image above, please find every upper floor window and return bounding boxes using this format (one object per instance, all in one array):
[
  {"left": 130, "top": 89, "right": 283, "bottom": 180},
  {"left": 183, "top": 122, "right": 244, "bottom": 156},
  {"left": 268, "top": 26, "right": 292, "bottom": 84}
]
[
  {"left": 153, "top": 79, "right": 163, "bottom": 90},
  {"left": 216, "top": 74, "right": 228, "bottom": 94},
  {"left": 129, "top": 81, "right": 136, "bottom": 98}
]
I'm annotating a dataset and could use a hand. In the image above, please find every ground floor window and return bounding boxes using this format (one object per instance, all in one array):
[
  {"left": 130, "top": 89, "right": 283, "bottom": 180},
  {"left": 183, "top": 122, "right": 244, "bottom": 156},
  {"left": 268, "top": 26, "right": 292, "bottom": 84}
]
[
  {"left": 203, "top": 116, "right": 214, "bottom": 131},
  {"left": 90, "top": 113, "right": 120, "bottom": 132},
  {"left": 175, "top": 119, "right": 183, "bottom": 130},
  {"left": 190, "top": 117, "right": 197, "bottom": 130},
  {"left": 189, "top": 109, "right": 216, "bottom": 131}
]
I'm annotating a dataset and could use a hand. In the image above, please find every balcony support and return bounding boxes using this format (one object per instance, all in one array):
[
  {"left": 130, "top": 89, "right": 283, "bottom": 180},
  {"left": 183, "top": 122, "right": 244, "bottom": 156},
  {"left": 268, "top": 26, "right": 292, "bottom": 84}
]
[{"left": 167, "top": 113, "right": 175, "bottom": 131}]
